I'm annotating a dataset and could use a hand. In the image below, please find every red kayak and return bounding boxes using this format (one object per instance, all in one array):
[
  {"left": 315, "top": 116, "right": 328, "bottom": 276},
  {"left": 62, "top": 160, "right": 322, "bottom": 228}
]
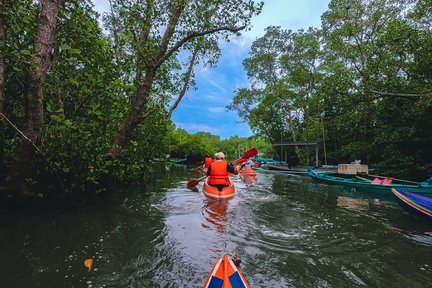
[{"left": 203, "top": 254, "right": 250, "bottom": 288}]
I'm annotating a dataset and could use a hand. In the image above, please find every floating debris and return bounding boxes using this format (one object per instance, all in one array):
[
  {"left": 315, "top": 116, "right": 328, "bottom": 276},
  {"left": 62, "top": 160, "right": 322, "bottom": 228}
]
[
  {"left": 84, "top": 259, "right": 93, "bottom": 271},
  {"left": 389, "top": 226, "right": 403, "bottom": 233}
]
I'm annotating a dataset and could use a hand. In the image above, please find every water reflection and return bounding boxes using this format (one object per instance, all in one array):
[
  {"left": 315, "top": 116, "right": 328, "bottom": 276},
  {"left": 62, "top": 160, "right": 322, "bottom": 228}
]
[
  {"left": 337, "top": 196, "right": 369, "bottom": 211},
  {"left": 203, "top": 199, "right": 229, "bottom": 234}
]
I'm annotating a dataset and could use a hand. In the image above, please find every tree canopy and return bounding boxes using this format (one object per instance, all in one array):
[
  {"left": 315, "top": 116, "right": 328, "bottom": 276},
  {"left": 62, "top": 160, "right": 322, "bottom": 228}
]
[
  {"left": 229, "top": 0, "right": 432, "bottom": 179},
  {"left": 0, "top": 0, "right": 264, "bottom": 201},
  {"left": 1, "top": 0, "right": 431, "bottom": 204}
]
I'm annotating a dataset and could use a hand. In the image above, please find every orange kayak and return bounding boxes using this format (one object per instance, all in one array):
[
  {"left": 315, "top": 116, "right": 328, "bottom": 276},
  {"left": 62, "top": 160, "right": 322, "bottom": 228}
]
[
  {"left": 203, "top": 254, "right": 250, "bottom": 288},
  {"left": 203, "top": 177, "right": 235, "bottom": 200},
  {"left": 239, "top": 169, "right": 256, "bottom": 176}
]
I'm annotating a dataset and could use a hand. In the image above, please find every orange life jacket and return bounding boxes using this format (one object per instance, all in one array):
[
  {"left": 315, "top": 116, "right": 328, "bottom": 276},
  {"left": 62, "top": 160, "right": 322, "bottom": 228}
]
[
  {"left": 209, "top": 160, "right": 229, "bottom": 185},
  {"left": 204, "top": 157, "right": 212, "bottom": 168}
]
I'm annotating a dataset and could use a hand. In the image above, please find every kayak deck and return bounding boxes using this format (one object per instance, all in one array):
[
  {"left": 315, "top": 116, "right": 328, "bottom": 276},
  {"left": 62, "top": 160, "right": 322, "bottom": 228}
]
[{"left": 203, "top": 254, "right": 250, "bottom": 288}]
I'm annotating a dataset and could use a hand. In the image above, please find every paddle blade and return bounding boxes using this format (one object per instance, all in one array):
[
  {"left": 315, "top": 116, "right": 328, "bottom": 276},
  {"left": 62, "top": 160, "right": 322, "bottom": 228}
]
[
  {"left": 235, "top": 158, "right": 248, "bottom": 165},
  {"left": 235, "top": 148, "right": 258, "bottom": 164},
  {"left": 242, "top": 147, "right": 258, "bottom": 159},
  {"left": 187, "top": 179, "right": 199, "bottom": 188},
  {"left": 187, "top": 176, "right": 206, "bottom": 188}
]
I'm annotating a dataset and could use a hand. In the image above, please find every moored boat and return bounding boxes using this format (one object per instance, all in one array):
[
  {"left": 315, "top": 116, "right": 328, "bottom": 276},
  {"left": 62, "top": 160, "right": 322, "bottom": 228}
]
[
  {"left": 203, "top": 177, "right": 235, "bottom": 200},
  {"left": 308, "top": 168, "right": 432, "bottom": 195},
  {"left": 267, "top": 163, "right": 309, "bottom": 174},
  {"left": 262, "top": 163, "right": 337, "bottom": 175},
  {"left": 203, "top": 254, "right": 250, "bottom": 288},
  {"left": 391, "top": 188, "right": 432, "bottom": 220}
]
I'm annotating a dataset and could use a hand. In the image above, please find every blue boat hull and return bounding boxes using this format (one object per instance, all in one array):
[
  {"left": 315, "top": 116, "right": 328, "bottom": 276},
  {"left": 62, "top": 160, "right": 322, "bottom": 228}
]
[{"left": 391, "top": 188, "right": 432, "bottom": 220}]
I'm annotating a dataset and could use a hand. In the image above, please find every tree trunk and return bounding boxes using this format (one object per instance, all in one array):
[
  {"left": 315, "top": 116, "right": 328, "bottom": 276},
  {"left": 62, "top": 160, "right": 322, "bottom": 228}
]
[
  {"left": 109, "top": 68, "right": 157, "bottom": 159},
  {"left": 108, "top": 0, "right": 246, "bottom": 160},
  {"left": 109, "top": 2, "right": 186, "bottom": 159},
  {"left": 0, "top": 0, "right": 5, "bottom": 177},
  {"left": 3, "top": 0, "right": 64, "bottom": 195}
]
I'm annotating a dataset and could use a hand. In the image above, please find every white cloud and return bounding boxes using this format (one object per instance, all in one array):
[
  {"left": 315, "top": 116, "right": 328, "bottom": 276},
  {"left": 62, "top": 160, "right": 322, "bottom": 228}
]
[
  {"left": 202, "top": 94, "right": 219, "bottom": 100},
  {"left": 247, "top": 0, "right": 329, "bottom": 38},
  {"left": 196, "top": 66, "right": 209, "bottom": 74},
  {"left": 224, "top": 35, "right": 253, "bottom": 52},
  {"left": 199, "top": 77, "right": 227, "bottom": 94},
  {"left": 233, "top": 81, "right": 252, "bottom": 91},
  {"left": 175, "top": 122, "right": 220, "bottom": 134},
  {"left": 207, "top": 107, "right": 225, "bottom": 113}
]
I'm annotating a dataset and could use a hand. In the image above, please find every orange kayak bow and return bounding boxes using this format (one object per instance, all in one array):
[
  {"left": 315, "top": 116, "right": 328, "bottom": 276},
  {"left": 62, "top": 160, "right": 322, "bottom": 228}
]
[{"left": 203, "top": 254, "right": 250, "bottom": 288}]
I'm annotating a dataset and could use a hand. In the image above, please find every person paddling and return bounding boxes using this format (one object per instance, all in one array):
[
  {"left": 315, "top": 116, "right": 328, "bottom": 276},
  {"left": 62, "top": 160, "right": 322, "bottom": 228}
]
[
  {"left": 239, "top": 159, "right": 253, "bottom": 171},
  {"left": 203, "top": 155, "right": 213, "bottom": 170},
  {"left": 206, "top": 152, "right": 237, "bottom": 191}
]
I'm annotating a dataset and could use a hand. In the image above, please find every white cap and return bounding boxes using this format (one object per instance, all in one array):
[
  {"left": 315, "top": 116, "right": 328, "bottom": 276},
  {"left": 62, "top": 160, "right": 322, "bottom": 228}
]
[{"left": 215, "top": 152, "right": 225, "bottom": 159}]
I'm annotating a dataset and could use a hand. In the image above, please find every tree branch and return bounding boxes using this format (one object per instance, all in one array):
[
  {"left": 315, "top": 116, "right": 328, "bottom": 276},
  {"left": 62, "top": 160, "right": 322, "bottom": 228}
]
[
  {"left": 367, "top": 90, "right": 432, "bottom": 98},
  {"left": 167, "top": 40, "right": 200, "bottom": 120},
  {"left": 157, "top": 1, "right": 187, "bottom": 61},
  {"left": 138, "top": 0, "right": 154, "bottom": 45},
  {"left": 156, "top": 25, "right": 246, "bottom": 67}
]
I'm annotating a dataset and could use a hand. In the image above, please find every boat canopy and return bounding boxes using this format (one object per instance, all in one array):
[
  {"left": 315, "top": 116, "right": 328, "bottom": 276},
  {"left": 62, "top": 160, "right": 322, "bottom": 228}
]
[{"left": 272, "top": 140, "right": 322, "bottom": 166}]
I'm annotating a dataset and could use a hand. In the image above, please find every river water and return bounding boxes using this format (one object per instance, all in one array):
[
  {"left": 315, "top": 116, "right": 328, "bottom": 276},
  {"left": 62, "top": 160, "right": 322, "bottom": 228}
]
[{"left": 1, "top": 165, "right": 431, "bottom": 287}]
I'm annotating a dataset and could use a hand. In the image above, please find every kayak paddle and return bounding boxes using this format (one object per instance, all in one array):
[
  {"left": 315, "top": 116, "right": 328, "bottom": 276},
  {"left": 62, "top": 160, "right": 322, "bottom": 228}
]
[
  {"left": 191, "top": 161, "right": 204, "bottom": 170},
  {"left": 187, "top": 175, "right": 206, "bottom": 189},
  {"left": 234, "top": 147, "right": 258, "bottom": 164}
]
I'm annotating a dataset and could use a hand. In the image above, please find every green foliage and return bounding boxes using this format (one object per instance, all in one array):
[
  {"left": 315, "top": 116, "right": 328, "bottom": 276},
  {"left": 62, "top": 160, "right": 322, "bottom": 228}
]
[
  {"left": 229, "top": 0, "right": 432, "bottom": 179},
  {"left": 3, "top": 0, "right": 432, "bottom": 203}
]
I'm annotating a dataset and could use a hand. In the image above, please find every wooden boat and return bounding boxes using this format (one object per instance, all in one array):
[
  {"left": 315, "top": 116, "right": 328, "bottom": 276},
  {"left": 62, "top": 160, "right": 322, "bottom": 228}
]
[
  {"left": 250, "top": 156, "right": 276, "bottom": 164},
  {"left": 391, "top": 188, "right": 432, "bottom": 219},
  {"left": 252, "top": 166, "right": 300, "bottom": 176},
  {"left": 267, "top": 163, "right": 309, "bottom": 174},
  {"left": 308, "top": 168, "right": 432, "bottom": 195},
  {"left": 252, "top": 165, "right": 267, "bottom": 170},
  {"left": 266, "top": 163, "right": 337, "bottom": 175},
  {"left": 203, "top": 177, "right": 235, "bottom": 200},
  {"left": 203, "top": 254, "right": 250, "bottom": 288}
]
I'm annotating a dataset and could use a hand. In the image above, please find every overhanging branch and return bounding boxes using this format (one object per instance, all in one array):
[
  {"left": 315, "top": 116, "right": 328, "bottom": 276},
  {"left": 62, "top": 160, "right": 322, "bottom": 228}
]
[
  {"left": 367, "top": 90, "right": 432, "bottom": 98},
  {"left": 156, "top": 25, "right": 246, "bottom": 67}
]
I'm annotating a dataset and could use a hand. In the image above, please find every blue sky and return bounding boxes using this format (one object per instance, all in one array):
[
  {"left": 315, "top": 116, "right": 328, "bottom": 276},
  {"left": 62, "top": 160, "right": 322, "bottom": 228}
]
[{"left": 93, "top": 0, "right": 330, "bottom": 139}]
